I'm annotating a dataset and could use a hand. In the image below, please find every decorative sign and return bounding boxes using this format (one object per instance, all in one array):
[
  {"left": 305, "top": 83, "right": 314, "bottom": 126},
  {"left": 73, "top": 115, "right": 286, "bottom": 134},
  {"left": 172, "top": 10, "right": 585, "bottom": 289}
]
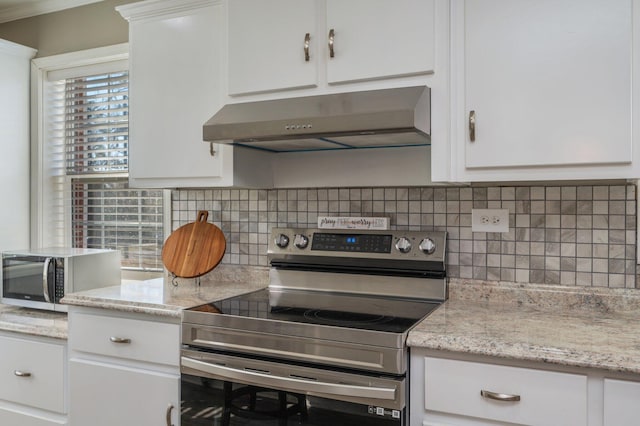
[{"left": 317, "top": 216, "right": 390, "bottom": 230}]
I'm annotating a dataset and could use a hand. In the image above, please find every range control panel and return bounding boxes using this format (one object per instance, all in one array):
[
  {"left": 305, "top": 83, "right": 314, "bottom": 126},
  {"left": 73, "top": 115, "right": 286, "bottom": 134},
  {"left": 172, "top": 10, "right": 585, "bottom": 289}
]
[
  {"left": 268, "top": 227, "right": 447, "bottom": 264},
  {"left": 311, "top": 233, "right": 393, "bottom": 253}
]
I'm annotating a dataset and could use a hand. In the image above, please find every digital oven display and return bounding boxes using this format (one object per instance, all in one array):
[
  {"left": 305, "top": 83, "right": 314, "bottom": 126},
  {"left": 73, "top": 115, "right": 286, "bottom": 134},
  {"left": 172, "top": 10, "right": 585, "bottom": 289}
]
[{"left": 311, "top": 233, "right": 392, "bottom": 253}]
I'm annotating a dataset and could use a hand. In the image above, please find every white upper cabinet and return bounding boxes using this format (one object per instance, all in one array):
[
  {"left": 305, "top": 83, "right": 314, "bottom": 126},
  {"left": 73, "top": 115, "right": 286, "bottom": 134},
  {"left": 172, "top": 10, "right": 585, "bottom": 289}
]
[
  {"left": 227, "top": 0, "right": 436, "bottom": 96},
  {"left": 227, "top": 0, "right": 318, "bottom": 95},
  {"left": 325, "top": 0, "right": 434, "bottom": 85},
  {"left": 0, "top": 40, "right": 35, "bottom": 250},
  {"left": 119, "top": 0, "right": 274, "bottom": 188},
  {"left": 451, "top": 0, "right": 640, "bottom": 181},
  {"left": 118, "top": 0, "right": 226, "bottom": 188}
]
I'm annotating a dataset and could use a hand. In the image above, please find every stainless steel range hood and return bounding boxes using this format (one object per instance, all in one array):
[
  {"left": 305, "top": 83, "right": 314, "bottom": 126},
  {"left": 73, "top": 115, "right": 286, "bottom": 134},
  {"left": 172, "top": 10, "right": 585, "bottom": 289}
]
[{"left": 203, "top": 86, "right": 430, "bottom": 153}]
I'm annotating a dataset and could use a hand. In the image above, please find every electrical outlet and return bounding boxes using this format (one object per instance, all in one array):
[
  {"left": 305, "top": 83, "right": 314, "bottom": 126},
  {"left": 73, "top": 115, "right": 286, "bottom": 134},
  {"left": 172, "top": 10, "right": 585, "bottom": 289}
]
[{"left": 471, "top": 208, "right": 509, "bottom": 233}]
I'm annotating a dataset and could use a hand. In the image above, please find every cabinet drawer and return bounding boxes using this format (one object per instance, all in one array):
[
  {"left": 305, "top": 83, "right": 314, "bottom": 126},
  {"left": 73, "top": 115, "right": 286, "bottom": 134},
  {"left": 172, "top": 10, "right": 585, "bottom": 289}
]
[
  {"left": 424, "top": 357, "right": 587, "bottom": 426},
  {"left": 0, "top": 407, "right": 66, "bottom": 426},
  {"left": 0, "top": 336, "right": 65, "bottom": 413},
  {"left": 69, "top": 312, "right": 179, "bottom": 366}
]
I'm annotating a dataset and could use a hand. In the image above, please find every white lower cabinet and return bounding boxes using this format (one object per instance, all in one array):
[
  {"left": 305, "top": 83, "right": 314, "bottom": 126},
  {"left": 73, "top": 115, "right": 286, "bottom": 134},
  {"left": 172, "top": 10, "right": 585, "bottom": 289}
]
[
  {"left": 603, "top": 378, "right": 640, "bottom": 426},
  {"left": 421, "top": 357, "right": 587, "bottom": 426},
  {"left": 69, "top": 359, "right": 179, "bottom": 426},
  {"left": 411, "top": 352, "right": 640, "bottom": 426},
  {"left": 0, "top": 408, "right": 66, "bottom": 426},
  {"left": 67, "top": 308, "right": 180, "bottom": 426},
  {"left": 0, "top": 333, "right": 68, "bottom": 425}
]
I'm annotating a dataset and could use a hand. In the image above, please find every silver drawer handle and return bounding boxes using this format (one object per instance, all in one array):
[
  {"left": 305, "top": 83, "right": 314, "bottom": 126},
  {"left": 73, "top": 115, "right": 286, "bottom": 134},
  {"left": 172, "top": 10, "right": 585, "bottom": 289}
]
[
  {"left": 110, "top": 336, "right": 131, "bottom": 344},
  {"left": 14, "top": 370, "right": 32, "bottom": 378},
  {"left": 481, "top": 389, "right": 520, "bottom": 402}
]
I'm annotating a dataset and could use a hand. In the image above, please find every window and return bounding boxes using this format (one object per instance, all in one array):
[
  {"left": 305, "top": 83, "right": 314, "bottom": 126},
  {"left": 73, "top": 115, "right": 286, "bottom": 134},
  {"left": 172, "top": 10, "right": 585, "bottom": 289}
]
[{"left": 32, "top": 45, "right": 169, "bottom": 275}]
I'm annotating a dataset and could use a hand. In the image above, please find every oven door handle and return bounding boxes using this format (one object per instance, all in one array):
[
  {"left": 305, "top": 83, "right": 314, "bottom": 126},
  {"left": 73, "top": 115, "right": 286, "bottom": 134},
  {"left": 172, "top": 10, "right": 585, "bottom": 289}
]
[{"left": 181, "top": 356, "right": 396, "bottom": 401}]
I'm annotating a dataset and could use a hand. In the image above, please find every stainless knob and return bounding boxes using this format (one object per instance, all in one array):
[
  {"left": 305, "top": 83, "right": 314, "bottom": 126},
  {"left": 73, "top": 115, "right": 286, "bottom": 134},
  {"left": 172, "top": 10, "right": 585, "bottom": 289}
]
[
  {"left": 294, "top": 234, "right": 309, "bottom": 249},
  {"left": 419, "top": 238, "right": 437, "bottom": 254},
  {"left": 395, "top": 237, "right": 412, "bottom": 253},
  {"left": 274, "top": 234, "right": 290, "bottom": 248}
]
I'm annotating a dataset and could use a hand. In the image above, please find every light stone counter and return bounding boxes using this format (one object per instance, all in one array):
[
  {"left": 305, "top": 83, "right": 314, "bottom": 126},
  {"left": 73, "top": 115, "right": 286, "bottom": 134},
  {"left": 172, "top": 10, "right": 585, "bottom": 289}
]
[
  {"left": 408, "top": 279, "right": 640, "bottom": 374},
  {"left": 0, "top": 304, "right": 67, "bottom": 340},
  {"left": 61, "top": 265, "right": 269, "bottom": 318}
]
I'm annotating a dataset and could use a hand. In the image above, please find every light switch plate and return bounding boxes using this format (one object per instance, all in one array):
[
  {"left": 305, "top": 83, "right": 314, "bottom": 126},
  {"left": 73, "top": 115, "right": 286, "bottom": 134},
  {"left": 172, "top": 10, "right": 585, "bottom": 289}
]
[{"left": 471, "top": 209, "right": 509, "bottom": 233}]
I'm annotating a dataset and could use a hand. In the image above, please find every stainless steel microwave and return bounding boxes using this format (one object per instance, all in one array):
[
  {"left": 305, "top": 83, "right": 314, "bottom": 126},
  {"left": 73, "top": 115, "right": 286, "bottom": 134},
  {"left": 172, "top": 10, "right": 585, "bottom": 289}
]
[{"left": 1, "top": 248, "right": 121, "bottom": 312}]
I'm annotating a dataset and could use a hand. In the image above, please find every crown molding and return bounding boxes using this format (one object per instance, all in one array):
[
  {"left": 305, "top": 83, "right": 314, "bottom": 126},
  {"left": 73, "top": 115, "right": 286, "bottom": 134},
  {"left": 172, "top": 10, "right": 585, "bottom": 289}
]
[
  {"left": 116, "top": 0, "right": 220, "bottom": 21},
  {"left": 0, "top": 0, "right": 102, "bottom": 24}
]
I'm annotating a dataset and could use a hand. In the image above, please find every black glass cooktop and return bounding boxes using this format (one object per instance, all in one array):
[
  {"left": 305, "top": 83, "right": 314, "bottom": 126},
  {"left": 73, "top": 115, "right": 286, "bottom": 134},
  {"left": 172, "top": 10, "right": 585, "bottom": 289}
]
[{"left": 187, "top": 288, "right": 440, "bottom": 334}]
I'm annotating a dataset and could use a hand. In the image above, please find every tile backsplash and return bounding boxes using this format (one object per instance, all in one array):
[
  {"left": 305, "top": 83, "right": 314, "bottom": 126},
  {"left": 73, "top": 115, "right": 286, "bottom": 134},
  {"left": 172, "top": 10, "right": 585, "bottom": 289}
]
[{"left": 172, "top": 184, "right": 637, "bottom": 289}]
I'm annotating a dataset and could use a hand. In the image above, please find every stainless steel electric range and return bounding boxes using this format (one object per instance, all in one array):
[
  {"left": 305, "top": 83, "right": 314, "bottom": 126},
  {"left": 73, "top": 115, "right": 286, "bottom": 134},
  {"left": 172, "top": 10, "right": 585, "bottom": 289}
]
[{"left": 181, "top": 227, "right": 447, "bottom": 426}]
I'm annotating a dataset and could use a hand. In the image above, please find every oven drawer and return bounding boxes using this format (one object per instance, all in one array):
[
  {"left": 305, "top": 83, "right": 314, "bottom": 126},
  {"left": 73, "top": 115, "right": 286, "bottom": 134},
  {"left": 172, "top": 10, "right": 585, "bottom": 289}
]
[
  {"left": 182, "top": 348, "right": 406, "bottom": 411},
  {"left": 424, "top": 357, "right": 587, "bottom": 426},
  {"left": 69, "top": 311, "right": 180, "bottom": 366}
]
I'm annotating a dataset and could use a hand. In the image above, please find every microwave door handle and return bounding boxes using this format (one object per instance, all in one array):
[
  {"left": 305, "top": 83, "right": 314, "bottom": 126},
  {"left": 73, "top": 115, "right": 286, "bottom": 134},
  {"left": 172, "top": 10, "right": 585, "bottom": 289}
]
[
  {"left": 181, "top": 356, "right": 396, "bottom": 401},
  {"left": 42, "top": 257, "right": 52, "bottom": 303}
]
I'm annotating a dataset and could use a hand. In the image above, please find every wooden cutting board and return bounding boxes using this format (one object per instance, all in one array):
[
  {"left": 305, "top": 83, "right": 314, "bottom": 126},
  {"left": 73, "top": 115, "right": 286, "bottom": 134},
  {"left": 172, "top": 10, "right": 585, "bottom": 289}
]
[{"left": 162, "top": 210, "right": 226, "bottom": 278}]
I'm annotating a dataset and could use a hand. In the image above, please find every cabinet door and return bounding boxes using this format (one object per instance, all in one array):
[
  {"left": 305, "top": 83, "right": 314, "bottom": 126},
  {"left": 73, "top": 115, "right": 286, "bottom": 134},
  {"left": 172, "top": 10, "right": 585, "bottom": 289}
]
[
  {"left": 227, "top": 0, "right": 318, "bottom": 95},
  {"left": 0, "top": 41, "right": 33, "bottom": 250},
  {"left": 460, "top": 0, "right": 633, "bottom": 171},
  {"left": 604, "top": 378, "right": 640, "bottom": 426},
  {"left": 69, "top": 359, "right": 179, "bottom": 426},
  {"left": 325, "top": 0, "right": 435, "bottom": 85},
  {"left": 126, "top": 3, "right": 227, "bottom": 188}
]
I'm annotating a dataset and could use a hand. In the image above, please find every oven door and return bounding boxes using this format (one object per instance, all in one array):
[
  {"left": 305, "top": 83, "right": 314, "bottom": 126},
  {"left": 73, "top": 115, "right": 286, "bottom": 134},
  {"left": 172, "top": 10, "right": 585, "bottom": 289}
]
[{"left": 181, "top": 349, "right": 406, "bottom": 425}]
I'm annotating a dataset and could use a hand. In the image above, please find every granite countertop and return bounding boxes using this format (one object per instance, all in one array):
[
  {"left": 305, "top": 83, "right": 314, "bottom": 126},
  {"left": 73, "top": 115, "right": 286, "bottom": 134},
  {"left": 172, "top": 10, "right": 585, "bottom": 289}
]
[
  {"left": 408, "top": 279, "right": 640, "bottom": 375},
  {"left": 61, "top": 265, "right": 269, "bottom": 318},
  {"left": 0, "top": 304, "right": 68, "bottom": 340},
  {"left": 6, "top": 266, "right": 640, "bottom": 377},
  {"left": 0, "top": 265, "right": 269, "bottom": 340}
]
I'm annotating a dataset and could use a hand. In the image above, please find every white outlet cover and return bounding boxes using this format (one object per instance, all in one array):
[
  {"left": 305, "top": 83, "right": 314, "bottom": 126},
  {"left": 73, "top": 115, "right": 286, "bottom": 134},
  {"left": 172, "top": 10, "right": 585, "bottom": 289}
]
[{"left": 471, "top": 209, "right": 509, "bottom": 233}]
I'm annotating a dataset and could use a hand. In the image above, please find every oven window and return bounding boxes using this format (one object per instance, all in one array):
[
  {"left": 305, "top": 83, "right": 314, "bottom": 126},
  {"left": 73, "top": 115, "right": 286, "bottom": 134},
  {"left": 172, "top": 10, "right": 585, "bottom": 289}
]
[{"left": 181, "top": 374, "right": 402, "bottom": 425}]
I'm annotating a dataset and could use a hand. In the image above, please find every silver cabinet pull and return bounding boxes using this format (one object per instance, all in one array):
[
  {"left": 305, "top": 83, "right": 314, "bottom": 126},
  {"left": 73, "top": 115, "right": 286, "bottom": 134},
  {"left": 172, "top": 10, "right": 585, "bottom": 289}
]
[
  {"left": 14, "top": 370, "right": 32, "bottom": 378},
  {"left": 165, "top": 404, "right": 174, "bottom": 426},
  {"left": 304, "top": 33, "right": 311, "bottom": 61},
  {"left": 109, "top": 336, "right": 131, "bottom": 344},
  {"left": 328, "top": 29, "right": 335, "bottom": 58},
  {"left": 469, "top": 110, "right": 476, "bottom": 142},
  {"left": 480, "top": 389, "right": 521, "bottom": 402}
]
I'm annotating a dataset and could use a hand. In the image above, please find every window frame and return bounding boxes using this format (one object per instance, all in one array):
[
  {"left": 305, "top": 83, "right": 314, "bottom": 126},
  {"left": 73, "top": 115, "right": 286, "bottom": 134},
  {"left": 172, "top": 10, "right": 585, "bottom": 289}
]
[{"left": 31, "top": 44, "right": 171, "bottom": 280}]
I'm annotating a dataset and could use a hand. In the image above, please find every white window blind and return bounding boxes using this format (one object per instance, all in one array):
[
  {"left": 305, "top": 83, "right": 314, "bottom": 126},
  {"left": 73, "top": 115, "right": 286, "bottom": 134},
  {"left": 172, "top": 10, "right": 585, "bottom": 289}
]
[
  {"left": 44, "top": 67, "right": 166, "bottom": 272},
  {"left": 64, "top": 72, "right": 129, "bottom": 175}
]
